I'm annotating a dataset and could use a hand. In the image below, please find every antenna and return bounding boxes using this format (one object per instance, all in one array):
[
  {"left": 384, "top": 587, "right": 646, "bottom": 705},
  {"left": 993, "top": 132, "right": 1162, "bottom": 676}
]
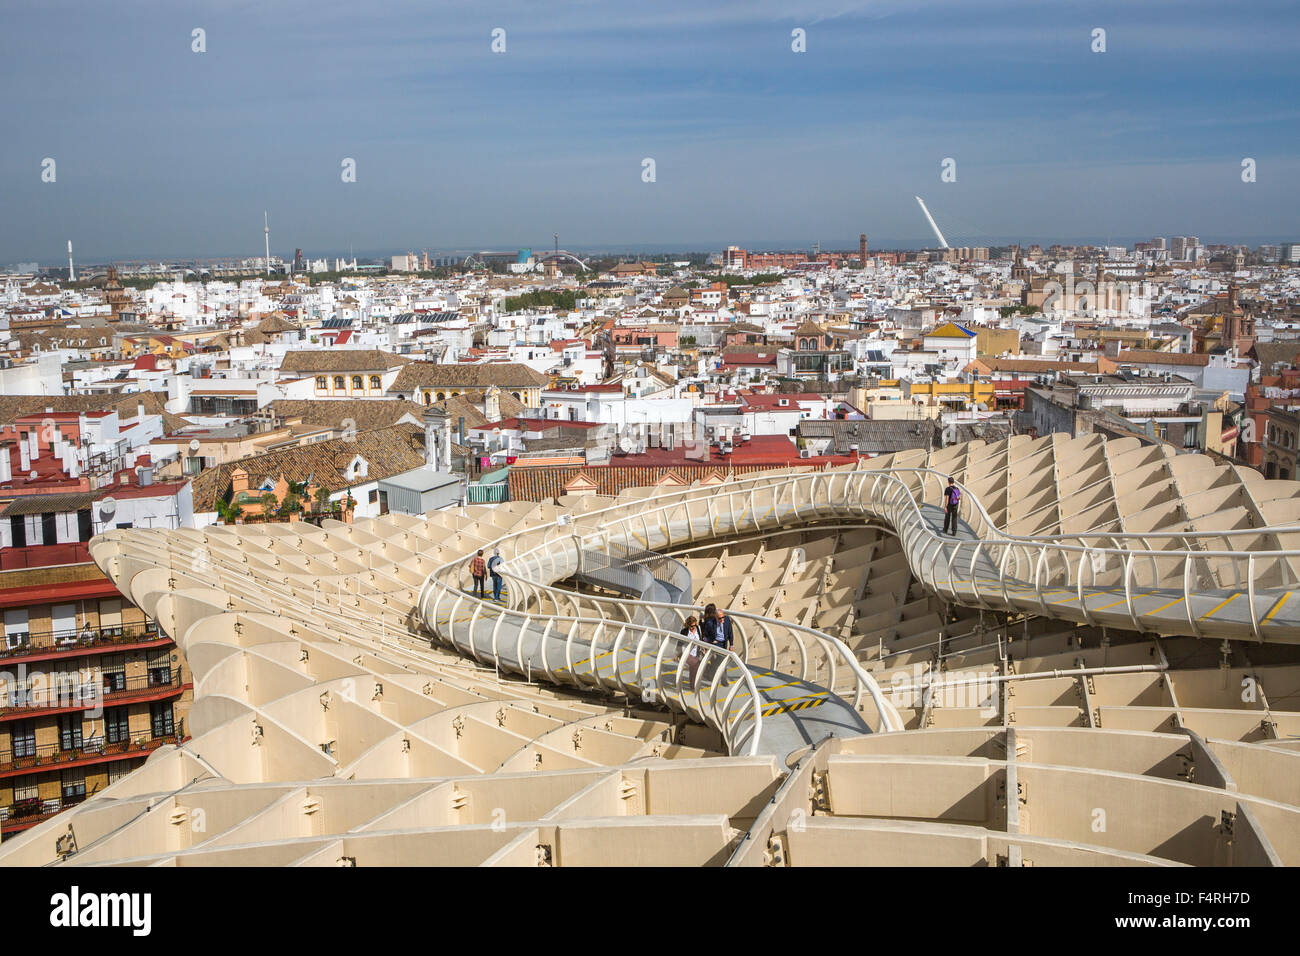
[
  {"left": 264, "top": 211, "right": 271, "bottom": 275},
  {"left": 67, "top": 241, "right": 75, "bottom": 282},
  {"left": 915, "top": 196, "right": 950, "bottom": 249}
]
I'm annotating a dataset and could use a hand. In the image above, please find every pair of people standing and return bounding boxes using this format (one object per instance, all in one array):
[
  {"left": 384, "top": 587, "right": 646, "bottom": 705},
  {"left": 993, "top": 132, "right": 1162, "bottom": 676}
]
[
  {"left": 468, "top": 549, "right": 505, "bottom": 601},
  {"left": 679, "top": 603, "right": 735, "bottom": 687}
]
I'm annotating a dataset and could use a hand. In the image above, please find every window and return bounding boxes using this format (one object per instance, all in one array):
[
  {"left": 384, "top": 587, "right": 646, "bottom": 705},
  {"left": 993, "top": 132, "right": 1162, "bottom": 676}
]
[
  {"left": 333, "top": 376, "right": 344, "bottom": 390},
  {"left": 150, "top": 702, "right": 174, "bottom": 738},
  {"left": 4, "top": 609, "right": 29, "bottom": 650},
  {"left": 51, "top": 604, "right": 77, "bottom": 641},
  {"left": 105, "top": 707, "right": 130, "bottom": 745},
  {"left": 369, "top": 375, "right": 381, "bottom": 390},
  {"left": 102, "top": 656, "right": 127, "bottom": 693},
  {"left": 148, "top": 660, "right": 172, "bottom": 686},
  {"left": 58, "top": 714, "right": 83, "bottom": 751},
  {"left": 99, "top": 598, "right": 123, "bottom": 637},
  {"left": 368, "top": 489, "right": 379, "bottom": 504},
  {"left": 12, "top": 776, "right": 38, "bottom": 805},
  {"left": 61, "top": 768, "right": 86, "bottom": 803},
  {"left": 11, "top": 720, "right": 36, "bottom": 759},
  {"left": 351, "top": 375, "right": 362, "bottom": 390},
  {"left": 107, "top": 761, "right": 136, "bottom": 785},
  {"left": 316, "top": 376, "right": 327, "bottom": 390}
]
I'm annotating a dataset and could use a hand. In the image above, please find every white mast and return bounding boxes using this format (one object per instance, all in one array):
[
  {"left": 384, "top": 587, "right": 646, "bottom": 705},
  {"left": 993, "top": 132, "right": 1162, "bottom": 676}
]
[
  {"left": 914, "top": 196, "right": 949, "bottom": 249},
  {"left": 264, "top": 211, "right": 271, "bottom": 275}
]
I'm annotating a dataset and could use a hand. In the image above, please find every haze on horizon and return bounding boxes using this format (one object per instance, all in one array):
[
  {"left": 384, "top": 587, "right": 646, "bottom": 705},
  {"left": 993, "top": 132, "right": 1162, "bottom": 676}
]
[{"left": 3, "top": 0, "right": 1299, "bottom": 265}]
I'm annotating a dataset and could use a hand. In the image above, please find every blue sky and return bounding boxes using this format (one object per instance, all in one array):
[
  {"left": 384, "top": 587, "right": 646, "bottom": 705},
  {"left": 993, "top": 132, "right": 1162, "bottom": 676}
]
[{"left": 3, "top": 0, "right": 1299, "bottom": 263}]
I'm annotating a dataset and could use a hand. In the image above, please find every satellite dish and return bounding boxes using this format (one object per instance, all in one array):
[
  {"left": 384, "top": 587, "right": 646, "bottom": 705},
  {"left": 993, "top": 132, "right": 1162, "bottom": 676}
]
[
  {"left": 27, "top": 470, "right": 36, "bottom": 481},
  {"left": 100, "top": 497, "right": 117, "bottom": 516},
  {"left": 188, "top": 439, "right": 200, "bottom": 452}
]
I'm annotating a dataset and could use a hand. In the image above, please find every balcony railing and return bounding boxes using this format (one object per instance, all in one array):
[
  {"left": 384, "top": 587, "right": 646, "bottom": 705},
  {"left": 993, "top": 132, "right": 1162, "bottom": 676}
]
[
  {"left": 0, "top": 623, "right": 165, "bottom": 663},
  {"left": 0, "top": 728, "right": 184, "bottom": 774},
  {"left": 0, "top": 792, "right": 87, "bottom": 828},
  {"left": 0, "top": 669, "right": 183, "bottom": 717}
]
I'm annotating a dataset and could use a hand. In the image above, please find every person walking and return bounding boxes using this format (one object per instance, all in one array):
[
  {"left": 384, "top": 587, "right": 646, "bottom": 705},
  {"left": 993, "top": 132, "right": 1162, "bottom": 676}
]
[
  {"left": 469, "top": 549, "right": 487, "bottom": 597},
  {"left": 713, "top": 607, "right": 735, "bottom": 653},
  {"left": 680, "top": 615, "right": 704, "bottom": 688},
  {"left": 700, "top": 603, "right": 719, "bottom": 646},
  {"left": 943, "top": 477, "right": 961, "bottom": 536},
  {"left": 708, "top": 606, "right": 736, "bottom": 684},
  {"left": 487, "top": 549, "right": 504, "bottom": 602}
]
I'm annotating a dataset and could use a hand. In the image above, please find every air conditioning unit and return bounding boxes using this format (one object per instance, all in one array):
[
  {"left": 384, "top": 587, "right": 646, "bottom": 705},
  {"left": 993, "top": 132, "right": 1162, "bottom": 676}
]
[
  {"left": 799, "top": 448, "right": 811, "bottom": 458},
  {"left": 778, "top": 398, "right": 790, "bottom": 407}
]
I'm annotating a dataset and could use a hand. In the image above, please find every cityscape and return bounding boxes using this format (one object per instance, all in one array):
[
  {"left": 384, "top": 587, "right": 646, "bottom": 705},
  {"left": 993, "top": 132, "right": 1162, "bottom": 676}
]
[{"left": 0, "top": 0, "right": 1297, "bottom": 910}]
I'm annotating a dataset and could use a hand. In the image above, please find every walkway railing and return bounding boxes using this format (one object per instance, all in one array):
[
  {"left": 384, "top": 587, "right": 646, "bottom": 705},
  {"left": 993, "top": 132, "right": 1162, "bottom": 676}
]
[
  {"left": 419, "top": 543, "right": 766, "bottom": 756},
  {"left": 418, "top": 460, "right": 1300, "bottom": 747}
]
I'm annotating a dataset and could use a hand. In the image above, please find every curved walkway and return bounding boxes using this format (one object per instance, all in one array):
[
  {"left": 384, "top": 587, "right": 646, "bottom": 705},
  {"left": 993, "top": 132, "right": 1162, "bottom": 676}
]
[{"left": 419, "top": 461, "right": 1300, "bottom": 759}]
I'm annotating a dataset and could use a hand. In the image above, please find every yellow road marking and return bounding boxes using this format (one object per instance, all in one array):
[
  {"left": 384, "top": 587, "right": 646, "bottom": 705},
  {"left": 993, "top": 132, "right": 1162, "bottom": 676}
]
[
  {"left": 1090, "top": 596, "right": 1132, "bottom": 612},
  {"left": 1146, "top": 596, "right": 1186, "bottom": 615},
  {"left": 760, "top": 679, "right": 801, "bottom": 693},
  {"left": 1200, "top": 592, "right": 1240, "bottom": 620},
  {"left": 1263, "top": 591, "right": 1292, "bottom": 623}
]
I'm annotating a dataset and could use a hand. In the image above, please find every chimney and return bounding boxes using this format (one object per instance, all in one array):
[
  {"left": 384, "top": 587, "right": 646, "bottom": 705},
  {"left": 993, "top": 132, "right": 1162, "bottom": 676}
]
[{"left": 137, "top": 401, "right": 146, "bottom": 422}]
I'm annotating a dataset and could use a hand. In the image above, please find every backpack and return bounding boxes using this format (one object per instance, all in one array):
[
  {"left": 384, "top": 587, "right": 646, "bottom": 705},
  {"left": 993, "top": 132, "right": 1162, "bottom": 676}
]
[{"left": 948, "top": 485, "right": 961, "bottom": 504}]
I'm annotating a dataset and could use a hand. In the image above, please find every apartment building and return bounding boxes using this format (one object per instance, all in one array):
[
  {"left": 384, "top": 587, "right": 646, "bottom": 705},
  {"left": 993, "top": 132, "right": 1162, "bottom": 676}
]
[{"left": 0, "top": 427, "right": 193, "bottom": 841}]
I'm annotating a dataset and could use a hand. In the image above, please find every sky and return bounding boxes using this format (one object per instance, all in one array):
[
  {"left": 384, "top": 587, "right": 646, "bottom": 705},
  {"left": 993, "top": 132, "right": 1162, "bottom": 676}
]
[{"left": 2, "top": 0, "right": 1299, "bottom": 264}]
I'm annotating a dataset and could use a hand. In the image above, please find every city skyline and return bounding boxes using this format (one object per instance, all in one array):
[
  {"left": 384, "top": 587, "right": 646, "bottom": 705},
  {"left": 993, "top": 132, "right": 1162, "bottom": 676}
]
[{"left": 4, "top": 0, "right": 1299, "bottom": 263}]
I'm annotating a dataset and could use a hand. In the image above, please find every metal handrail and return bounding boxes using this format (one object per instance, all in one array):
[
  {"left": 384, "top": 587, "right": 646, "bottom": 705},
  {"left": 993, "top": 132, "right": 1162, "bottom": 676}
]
[
  {"left": 429, "top": 460, "right": 1300, "bottom": 685},
  {"left": 418, "top": 568, "right": 766, "bottom": 755}
]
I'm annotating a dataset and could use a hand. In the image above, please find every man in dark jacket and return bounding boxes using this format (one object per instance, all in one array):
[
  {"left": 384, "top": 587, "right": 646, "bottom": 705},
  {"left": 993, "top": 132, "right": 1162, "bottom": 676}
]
[{"left": 943, "top": 477, "right": 961, "bottom": 536}]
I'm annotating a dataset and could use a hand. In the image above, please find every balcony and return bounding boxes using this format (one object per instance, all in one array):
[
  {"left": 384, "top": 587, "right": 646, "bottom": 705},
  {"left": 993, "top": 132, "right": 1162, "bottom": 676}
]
[
  {"left": 0, "top": 792, "right": 88, "bottom": 834},
  {"left": 0, "top": 669, "right": 185, "bottom": 721},
  {"left": 0, "top": 728, "right": 184, "bottom": 777},
  {"left": 0, "top": 623, "right": 168, "bottom": 665}
]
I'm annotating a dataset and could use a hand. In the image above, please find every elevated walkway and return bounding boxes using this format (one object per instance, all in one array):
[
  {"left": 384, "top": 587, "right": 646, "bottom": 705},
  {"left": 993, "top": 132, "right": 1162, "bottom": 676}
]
[{"left": 420, "top": 462, "right": 1300, "bottom": 759}]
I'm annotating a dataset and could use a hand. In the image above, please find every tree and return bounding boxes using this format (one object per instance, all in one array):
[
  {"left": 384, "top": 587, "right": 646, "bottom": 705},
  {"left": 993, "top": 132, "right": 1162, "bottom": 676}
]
[
  {"left": 260, "top": 491, "right": 279, "bottom": 517},
  {"left": 313, "top": 485, "right": 331, "bottom": 512}
]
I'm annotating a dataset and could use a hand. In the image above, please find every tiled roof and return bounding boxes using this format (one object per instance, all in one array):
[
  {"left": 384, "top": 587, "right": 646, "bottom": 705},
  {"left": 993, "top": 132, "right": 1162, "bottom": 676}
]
[
  {"left": 390, "top": 362, "right": 548, "bottom": 391},
  {"left": 279, "top": 350, "right": 411, "bottom": 373},
  {"left": 256, "top": 314, "right": 300, "bottom": 334},
  {"left": 1115, "top": 350, "right": 1211, "bottom": 367},
  {"left": 0, "top": 391, "right": 174, "bottom": 428},
  {"left": 1250, "top": 343, "right": 1300, "bottom": 373},
  {"left": 190, "top": 423, "right": 426, "bottom": 513},
  {"left": 265, "top": 399, "right": 427, "bottom": 431},
  {"left": 435, "top": 391, "right": 527, "bottom": 430}
]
